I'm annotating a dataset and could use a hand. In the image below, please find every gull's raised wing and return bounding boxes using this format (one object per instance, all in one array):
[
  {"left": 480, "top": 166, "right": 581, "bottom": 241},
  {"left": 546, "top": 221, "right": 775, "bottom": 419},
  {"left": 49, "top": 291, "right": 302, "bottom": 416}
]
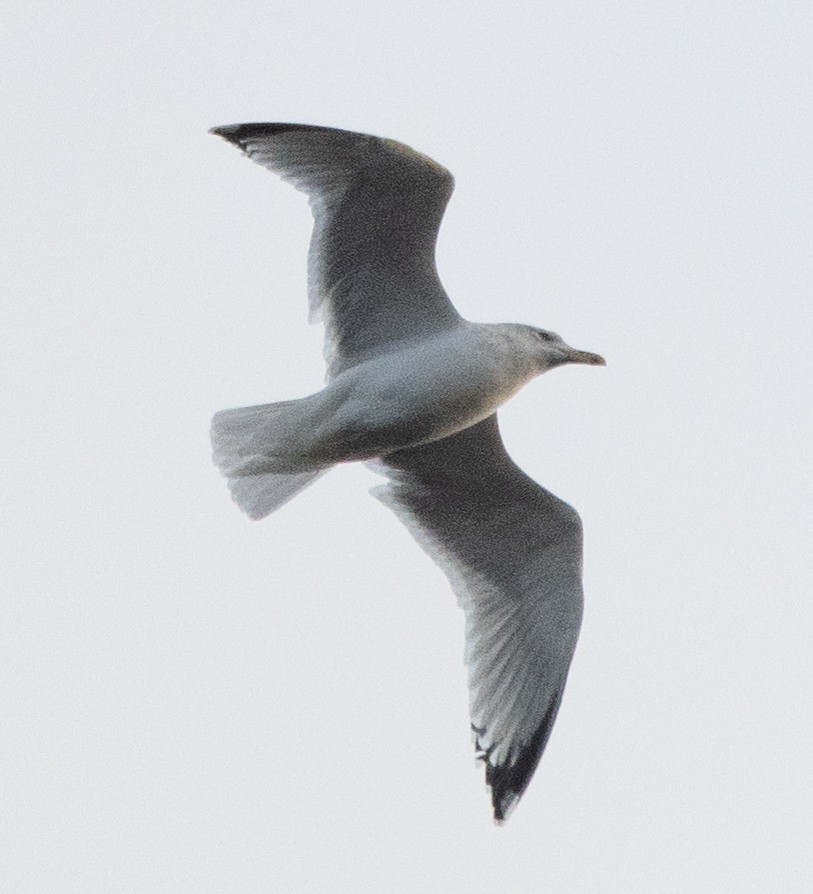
[
  {"left": 211, "top": 123, "right": 461, "bottom": 375},
  {"left": 371, "top": 415, "right": 584, "bottom": 822}
]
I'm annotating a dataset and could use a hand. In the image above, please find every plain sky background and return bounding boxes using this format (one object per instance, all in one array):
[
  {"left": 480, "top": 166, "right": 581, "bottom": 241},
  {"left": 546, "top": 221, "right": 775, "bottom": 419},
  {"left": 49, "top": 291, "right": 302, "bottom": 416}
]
[{"left": 3, "top": 2, "right": 812, "bottom": 891}]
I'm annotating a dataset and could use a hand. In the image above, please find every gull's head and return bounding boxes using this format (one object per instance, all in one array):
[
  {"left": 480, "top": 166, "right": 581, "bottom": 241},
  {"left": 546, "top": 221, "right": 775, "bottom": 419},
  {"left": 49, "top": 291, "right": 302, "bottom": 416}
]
[{"left": 515, "top": 325, "right": 606, "bottom": 372}]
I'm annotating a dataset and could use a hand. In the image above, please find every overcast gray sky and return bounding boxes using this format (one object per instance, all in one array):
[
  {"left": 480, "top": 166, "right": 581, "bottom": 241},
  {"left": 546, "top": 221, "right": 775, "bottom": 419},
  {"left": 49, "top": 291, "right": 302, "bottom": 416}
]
[{"left": 4, "top": 1, "right": 812, "bottom": 891}]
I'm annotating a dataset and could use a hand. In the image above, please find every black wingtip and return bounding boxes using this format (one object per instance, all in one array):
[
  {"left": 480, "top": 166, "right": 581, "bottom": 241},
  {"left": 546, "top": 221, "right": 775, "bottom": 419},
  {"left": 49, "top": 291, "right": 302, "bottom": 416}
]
[
  {"left": 209, "top": 122, "right": 329, "bottom": 143},
  {"left": 480, "top": 693, "right": 565, "bottom": 823},
  {"left": 487, "top": 762, "right": 528, "bottom": 823}
]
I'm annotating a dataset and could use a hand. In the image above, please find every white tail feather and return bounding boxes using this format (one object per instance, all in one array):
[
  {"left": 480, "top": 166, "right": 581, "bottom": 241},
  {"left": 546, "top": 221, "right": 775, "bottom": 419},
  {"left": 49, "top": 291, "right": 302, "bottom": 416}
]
[
  {"left": 226, "top": 468, "right": 326, "bottom": 519},
  {"left": 211, "top": 400, "right": 329, "bottom": 519}
]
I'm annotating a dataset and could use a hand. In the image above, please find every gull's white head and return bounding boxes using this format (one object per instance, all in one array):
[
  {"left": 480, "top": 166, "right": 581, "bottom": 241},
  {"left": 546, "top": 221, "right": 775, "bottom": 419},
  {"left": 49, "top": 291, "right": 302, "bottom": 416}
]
[{"left": 512, "top": 324, "right": 606, "bottom": 372}]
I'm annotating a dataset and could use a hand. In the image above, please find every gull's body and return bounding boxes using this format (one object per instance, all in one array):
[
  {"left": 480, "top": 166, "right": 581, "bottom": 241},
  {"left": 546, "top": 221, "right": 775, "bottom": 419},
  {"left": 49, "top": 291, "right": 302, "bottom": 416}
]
[
  {"left": 218, "top": 323, "right": 559, "bottom": 474},
  {"left": 210, "top": 123, "right": 604, "bottom": 821}
]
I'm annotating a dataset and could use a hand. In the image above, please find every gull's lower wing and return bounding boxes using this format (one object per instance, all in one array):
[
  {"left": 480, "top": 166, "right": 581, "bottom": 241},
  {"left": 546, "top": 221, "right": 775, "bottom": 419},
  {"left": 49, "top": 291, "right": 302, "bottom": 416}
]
[
  {"left": 211, "top": 123, "right": 461, "bottom": 374},
  {"left": 371, "top": 415, "right": 584, "bottom": 822}
]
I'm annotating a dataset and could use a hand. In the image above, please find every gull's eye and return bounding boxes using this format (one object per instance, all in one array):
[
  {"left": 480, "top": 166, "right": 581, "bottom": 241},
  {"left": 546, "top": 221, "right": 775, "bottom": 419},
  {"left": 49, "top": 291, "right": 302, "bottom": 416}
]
[{"left": 536, "top": 330, "right": 555, "bottom": 342}]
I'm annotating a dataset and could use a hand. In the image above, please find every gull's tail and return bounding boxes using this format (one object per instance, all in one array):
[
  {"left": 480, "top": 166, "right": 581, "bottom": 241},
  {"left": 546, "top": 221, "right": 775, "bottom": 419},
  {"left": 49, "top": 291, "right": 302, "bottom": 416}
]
[{"left": 211, "top": 401, "right": 328, "bottom": 520}]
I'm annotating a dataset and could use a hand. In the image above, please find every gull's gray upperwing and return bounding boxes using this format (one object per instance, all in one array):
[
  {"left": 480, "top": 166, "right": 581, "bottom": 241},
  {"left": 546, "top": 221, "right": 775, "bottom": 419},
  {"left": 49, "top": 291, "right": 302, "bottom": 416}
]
[
  {"left": 371, "top": 415, "right": 584, "bottom": 822},
  {"left": 211, "top": 123, "right": 461, "bottom": 375}
]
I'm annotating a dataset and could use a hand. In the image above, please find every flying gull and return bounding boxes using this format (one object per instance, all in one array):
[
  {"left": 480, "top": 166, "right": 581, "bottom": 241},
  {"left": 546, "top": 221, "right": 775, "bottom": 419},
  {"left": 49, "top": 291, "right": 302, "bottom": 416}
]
[{"left": 209, "top": 123, "right": 605, "bottom": 822}]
